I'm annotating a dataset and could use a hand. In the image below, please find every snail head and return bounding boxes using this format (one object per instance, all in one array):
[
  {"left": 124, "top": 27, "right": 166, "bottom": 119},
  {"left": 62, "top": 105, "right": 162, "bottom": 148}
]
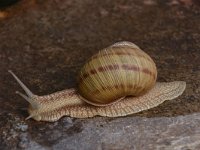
[{"left": 8, "top": 70, "right": 42, "bottom": 121}]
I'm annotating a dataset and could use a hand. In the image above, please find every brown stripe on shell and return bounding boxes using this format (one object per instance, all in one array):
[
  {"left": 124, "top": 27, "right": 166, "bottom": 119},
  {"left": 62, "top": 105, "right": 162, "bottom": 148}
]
[
  {"left": 79, "top": 64, "right": 156, "bottom": 83},
  {"left": 98, "top": 64, "right": 120, "bottom": 72},
  {"left": 121, "top": 64, "right": 139, "bottom": 71},
  {"left": 121, "top": 64, "right": 156, "bottom": 79},
  {"left": 88, "top": 65, "right": 120, "bottom": 75},
  {"left": 92, "top": 48, "right": 153, "bottom": 62},
  {"left": 142, "top": 68, "right": 156, "bottom": 79}
]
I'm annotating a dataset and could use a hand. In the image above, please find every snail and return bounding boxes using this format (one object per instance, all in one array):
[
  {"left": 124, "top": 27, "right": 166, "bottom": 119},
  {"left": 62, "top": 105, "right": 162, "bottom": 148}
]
[{"left": 9, "top": 41, "right": 186, "bottom": 122}]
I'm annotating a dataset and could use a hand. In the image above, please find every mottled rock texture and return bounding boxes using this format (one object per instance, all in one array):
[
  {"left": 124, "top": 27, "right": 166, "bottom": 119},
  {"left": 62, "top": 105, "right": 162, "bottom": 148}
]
[{"left": 0, "top": 0, "right": 199, "bottom": 149}]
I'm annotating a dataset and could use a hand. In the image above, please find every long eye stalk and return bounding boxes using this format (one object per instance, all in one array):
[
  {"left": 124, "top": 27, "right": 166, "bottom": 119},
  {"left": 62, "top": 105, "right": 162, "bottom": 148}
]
[
  {"left": 8, "top": 70, "right": 34, "bottom": 97},
  {"left": 8, "top": 70, "right": 38, "bottom": 109}
]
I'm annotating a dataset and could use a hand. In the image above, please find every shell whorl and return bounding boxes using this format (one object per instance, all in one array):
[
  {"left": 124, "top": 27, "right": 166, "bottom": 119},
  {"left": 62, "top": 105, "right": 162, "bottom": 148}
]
[{"left": 78, "top": 41, "right": 157, "bottom": 106}]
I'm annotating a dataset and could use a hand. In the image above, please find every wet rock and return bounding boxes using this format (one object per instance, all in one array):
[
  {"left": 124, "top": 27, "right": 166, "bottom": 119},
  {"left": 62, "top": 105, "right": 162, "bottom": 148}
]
[
  {"left": 14, "top": 123, "right": 28, "bottom": 132},
  {"left": 18, "top": 133, "right": 46, "bottom": 150},
  {"left": 61, "top": 117, "right": 74, "bottom": 128},
  {"left": 52, "top": 114, "right": 200, "bottom": 150}
]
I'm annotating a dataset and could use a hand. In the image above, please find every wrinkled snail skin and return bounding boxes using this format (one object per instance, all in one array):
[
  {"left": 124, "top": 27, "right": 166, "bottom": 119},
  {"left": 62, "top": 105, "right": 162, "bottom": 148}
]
[{"left": 9, "top": 41, "right": 186, "bottom": 122}]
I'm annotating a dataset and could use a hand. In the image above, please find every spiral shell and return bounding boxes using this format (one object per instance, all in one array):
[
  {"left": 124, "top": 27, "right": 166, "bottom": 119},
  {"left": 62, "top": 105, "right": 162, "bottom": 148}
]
[{"left": 78, "top": 41, "right": 157, "bottom": 106}]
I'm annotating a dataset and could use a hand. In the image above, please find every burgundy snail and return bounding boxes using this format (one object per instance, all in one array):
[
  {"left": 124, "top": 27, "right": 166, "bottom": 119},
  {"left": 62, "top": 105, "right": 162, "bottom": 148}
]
[{"left": 9, "top": 41, "right": 186, "bottom": 122}]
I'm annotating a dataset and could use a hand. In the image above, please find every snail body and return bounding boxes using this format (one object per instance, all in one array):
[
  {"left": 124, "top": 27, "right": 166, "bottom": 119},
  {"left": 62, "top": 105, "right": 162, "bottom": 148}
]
[{"left": 9, "top": 41, "right": 186, "bottom": 122}]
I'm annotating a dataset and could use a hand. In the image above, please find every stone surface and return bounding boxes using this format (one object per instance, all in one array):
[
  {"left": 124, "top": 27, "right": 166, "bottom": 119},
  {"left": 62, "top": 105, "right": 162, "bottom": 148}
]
[{"left": 0, "top": 0, "right": 200, "bottom": 149}]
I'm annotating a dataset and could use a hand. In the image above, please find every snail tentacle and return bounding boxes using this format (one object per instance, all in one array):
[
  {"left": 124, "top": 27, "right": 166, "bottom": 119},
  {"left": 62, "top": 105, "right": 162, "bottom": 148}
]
[
  {"left": 8, "top": 70, "right": 39, "bottom": 109},
  {"left": 8, "top": 70, "right": 34, "bottom": 97}
]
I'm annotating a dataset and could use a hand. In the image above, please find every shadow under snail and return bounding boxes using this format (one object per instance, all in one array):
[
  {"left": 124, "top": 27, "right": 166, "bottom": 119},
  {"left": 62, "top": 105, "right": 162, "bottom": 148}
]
[{"left": 9, "top": 41, "right": 186, "bottom": 122}]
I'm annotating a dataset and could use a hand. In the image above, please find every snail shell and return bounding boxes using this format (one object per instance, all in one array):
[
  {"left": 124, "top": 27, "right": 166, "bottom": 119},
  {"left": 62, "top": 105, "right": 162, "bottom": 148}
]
[
  {"left": 78, "top": 41, "right": 157, "bottom": 105},
  {"left": 8, "top": 41, "right": 186, "bottom": 122}
]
